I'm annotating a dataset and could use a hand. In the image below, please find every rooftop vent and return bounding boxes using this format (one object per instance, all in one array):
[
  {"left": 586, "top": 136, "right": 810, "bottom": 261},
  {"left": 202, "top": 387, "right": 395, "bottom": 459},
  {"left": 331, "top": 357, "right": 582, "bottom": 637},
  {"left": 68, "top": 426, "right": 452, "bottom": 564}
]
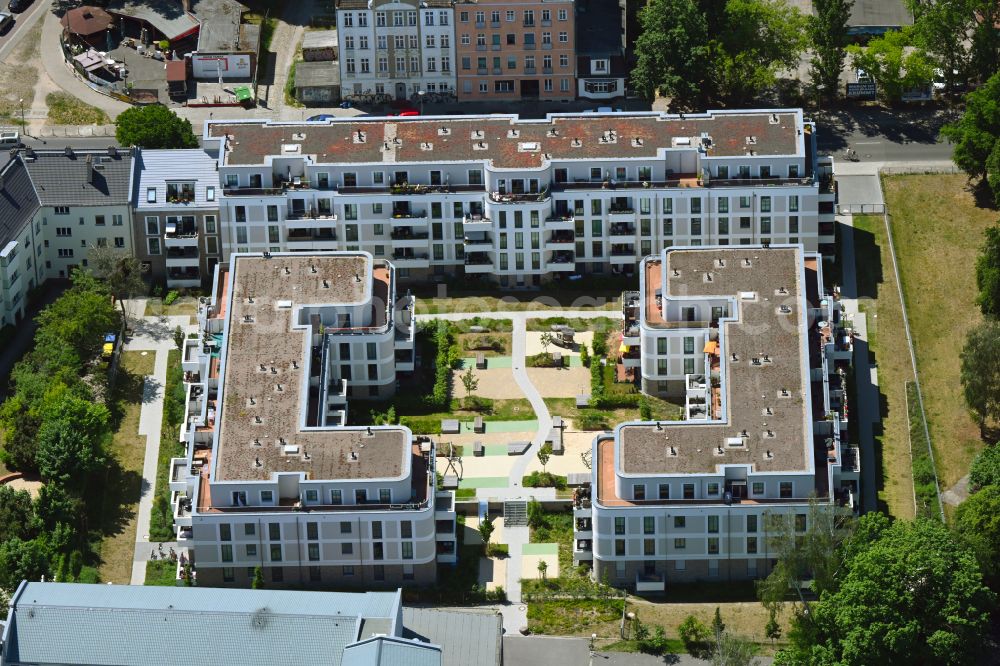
[
  {"left": 354, "top": 273, "right": 361, "bottom": 282},
  {"left": 672, "top": 268, "right": 680, "bottom": 277},
  {"left": 518, "top": 141, "right": 540, "bottom": 152},
  {"left": 779, "top": 388, "right": 791, "bottom": 398},
  {"left": 777, "top": 286, "right": 789, "bottom": 295},
  {"left": 283, "top": 444, "right": 299, "bottom": 455},
  {"left": 726, "top": 437, "right": 744, "bottom": 448},
  {"left": 599, "top": 129, "right": 617, "bottom": 144},
  {"left": 254, "top": 457, "right": 262, "bottom": 467},
  {"left": 243, "top": 314, "right": 254, "bottom": 323},
  {"left": 276, "top": 299, "right": 292, "bottom": 308},
  {"left": 276, "top": 383, "right": 283, "bottom": 392},
  {"left": 745, "top": 135, "right": 757, "bottom": 145},
  {"left": 471, "top": 129, "right": 484, "bottom": 139},
  {"left": 740, "top": 291, "right": 756, "bottom": 301},
  {"left": 281, "top": 144, "right": 301, "bottom": 154},
  {"left": 571, "top": 137, "right": 582, "bottom": 147},
  {"left": 310, "top": 265, "right": 317, "bottom": 273},
  {"left": 350, "top": 451, "right": 358, "bottom": 461},
  {"left": 769, "top": 113, "right": 779, "bottom": 124},
  {"left": 667, "top": 445, "right": 677, "bottom": 456},
  {"left": 254, "top": 415, "right": 262, "bottom": 424},
  {"left": 507, "top": 129, "right": 519, "bottom": 138},
  {"left": 765, "top": 449, "right": 774, "bottom": 459},
  {"left": 730, "top": 352, "right": 738, "bottom": 362},
  {"left": 438, "top": 127, "right": 451, "bottom": 136},
  {"left": 743, "top": 257, "right": 752, "bottom": 267},
  {"left": 473, "top": 141, "right": 489, "bottom": 150},
  {"left": 283, "top": 266, "right": 291, "bottom": 275},
  {"left": 253, "top": 437, "right": 261, "bottom": 446},
  {"left": 420, "top": 142, "right": 433, "bottom": 151},
  {"left": 672, "top": 137, "right": 691, "bottom": 147},
  {"left": 717, "top": 258, "right": 725, "bottom": 267},
  {"left": 353, "top": 131, "right": 366, "bottom": 144},
  {"left": 631, "top": 137, "right": 643, "bottom": 147},
  {"left": 704, "top": 272, "right": 713, "bottom": 283},
  {"left": 764, "top": 430, "right": 775, "bottom": 438},
  {"left": 546, "top": 128, "right": 558, "bottom": 137},
  {"left": 322, "top": 279, "right": 330, "bottom": 288}
]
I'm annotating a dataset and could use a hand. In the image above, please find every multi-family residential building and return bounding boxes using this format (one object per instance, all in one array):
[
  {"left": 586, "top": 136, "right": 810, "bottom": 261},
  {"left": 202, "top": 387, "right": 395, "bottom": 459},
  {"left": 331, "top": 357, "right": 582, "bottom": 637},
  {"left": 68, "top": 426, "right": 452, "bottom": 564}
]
[
  {"left": 576, "top": 0, "right": 627, "bottom": 100},
  {"left": 207, "top": 109, "right": 836, "bottom": 287},
  {"left": 454, "top": 0, "right": 576, "bottom": 100},
  {"left": 170, "top": 251, "right": 450, "bottom": 589},
  {"left": 336, "top": 0, "right": 456, "bottom": 100},
  {"left": 574, "top": 245, "right": 858, "bottom": 590},
  {"left": 0, "top": 148, "right": 135, "bottom": 326},
  {"left": 132, "top": 149, "right": 222, "bottom": 288},
  {"left": 0, "top": 582, "right": 504, "bottom": 666}
]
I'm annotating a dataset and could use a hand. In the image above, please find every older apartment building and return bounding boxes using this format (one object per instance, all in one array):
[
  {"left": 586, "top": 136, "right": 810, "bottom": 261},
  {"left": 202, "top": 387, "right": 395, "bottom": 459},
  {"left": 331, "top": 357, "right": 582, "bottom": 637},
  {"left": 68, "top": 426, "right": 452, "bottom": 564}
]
[
  {"left": 0, "top": 148, "right": 135, "bottom": 327},
  {"left": 574, "top": 245, "right": 858, "bottom": 590},
  {"left": 206, "top": 109, "right": 835, "bottom": 287},
  {"left": 336, "top": 0, "right": 456, "bottom": 100},
  {"left": 454, "top": 0, "right": 576, "bottom": 100},
  {"left": 132, "top": 149, "right": 222, "bottom": 288},
  {"left": 169, "top": 251, "right": 453, "bottom": 589}
]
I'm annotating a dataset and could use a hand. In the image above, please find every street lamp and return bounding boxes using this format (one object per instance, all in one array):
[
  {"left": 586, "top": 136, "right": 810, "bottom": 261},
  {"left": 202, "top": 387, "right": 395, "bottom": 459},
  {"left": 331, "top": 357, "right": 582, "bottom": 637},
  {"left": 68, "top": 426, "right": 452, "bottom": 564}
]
[
  {"left": 417, "top": 90, "right": 425, "bottom": 115},
  {"left": 19, "top": 98, "right": 25, "bottom": 137}
]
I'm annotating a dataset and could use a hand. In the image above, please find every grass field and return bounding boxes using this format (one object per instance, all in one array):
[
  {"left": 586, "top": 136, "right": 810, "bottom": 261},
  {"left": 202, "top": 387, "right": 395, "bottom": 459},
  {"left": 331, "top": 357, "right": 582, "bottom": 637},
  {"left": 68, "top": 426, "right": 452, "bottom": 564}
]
[
  {"left": 852, "top": 215, "right": 915, "bottom": 519},
  {"left": 144, "top": 298, "right": 199, "bottom": 317},
  {"left": 0, "top": 23, "right": 40, "bottom": 122},
  {"left": 95, "top": 352, "right": 149, "bottom": 584},
  {"left": 45, "top": 92, "right": 110, "bottom": 126},
  {"left": 144, "top": 559, "right": 177, "bottom": 586},
  {"left": 882, "top": 174, "right": 992, "bottom": 492}
]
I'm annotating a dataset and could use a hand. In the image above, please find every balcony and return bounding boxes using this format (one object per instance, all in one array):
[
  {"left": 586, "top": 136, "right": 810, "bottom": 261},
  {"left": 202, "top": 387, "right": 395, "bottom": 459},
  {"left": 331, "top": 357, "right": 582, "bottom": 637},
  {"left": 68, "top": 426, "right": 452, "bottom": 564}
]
[
  {"left": 391, "top": 251, "right": 430, "bottom": 268},
  {"left": 169, "top": 458, "right": 190, "bottom": 493},
  {"left": 435, "top": 491, "right": 456, "bottom": 519},
  {"left": 464, "top": 234, "right": 493, "bottom": 247},
  {"left": 636, "top": 572, "right": 666, "bottom": 593},
  {"left": 610, "top": 244, "right": 636, "bottom": 263},
  {"left": 437, "top": 540, "right": 457, "bottom": 564},
  {"left": 819, "top": 221, "right": 835, "bottom": 237},
  {"left": 167, "top": 266, "right": 201, "bottom": 288},
  {"left": 544, "top": 214, "right": 574, "bottom": 230},
  {"left": 545, "top": 231, "right": 574, "bottom": 248},
  {"left": 608, "top": 223, "right": 635, "bottom": 240},
  {"left": 165, "top": 246, "right": 199, "bottom": 267},
  {"left": 608, "top": 207, "right": 635, "bottom": 220},
  {"left": 390, "top": 229, "right": 429, "bottom": 247},
  {"left": 287, "top": 229, "right": 338, "bottom": 249},
  {"left": 391, "top": 208, "right": 428, "bottom": 223},
  {"left": 574, "top": 516, "right": 592, "bottom": 538},
  {"left": 173, "top": 493, "right": 193, "bottom": 527},
  {"left": 286, "top": 207, "right": 337, "bottom": 222},
  {"left": 573, "top": 538, "right": 593, "bottom": 562},
  {"left": 489, "top": 189, "right": 550, "bottom": 204},
  {"left": 463, "top": 214, "right": 491, "bottom": 226},
  {"left": 164, "top": 220, "right": 199, "bottom": 247},
  {"left": 547, "top": 250, "right": 575, "bottom": 271},
  {"left": 465, "top": 252, "right": 493, "bottom": 273},
  {"left": 524, "top": 67, "right": 536, "bottom": 74}
]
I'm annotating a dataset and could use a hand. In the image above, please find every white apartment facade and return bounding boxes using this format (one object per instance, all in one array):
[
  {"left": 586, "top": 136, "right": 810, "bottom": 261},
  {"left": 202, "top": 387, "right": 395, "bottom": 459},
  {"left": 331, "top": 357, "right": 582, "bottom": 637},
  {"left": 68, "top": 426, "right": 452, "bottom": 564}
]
[
  {"left": 0, "top": 148, "right": 135, "bottom": 327},
  {"left": 575, "top": 245, "right": 858, "bottom": 590},
  {"left": 336, "top": 0, "right": 456, "bottom": 100},
  {"left": 170, "top": 251, "right": 454, "bottom": 589},
  {"left": 205, "top": 109, "right": 836, "bottom": 287}
]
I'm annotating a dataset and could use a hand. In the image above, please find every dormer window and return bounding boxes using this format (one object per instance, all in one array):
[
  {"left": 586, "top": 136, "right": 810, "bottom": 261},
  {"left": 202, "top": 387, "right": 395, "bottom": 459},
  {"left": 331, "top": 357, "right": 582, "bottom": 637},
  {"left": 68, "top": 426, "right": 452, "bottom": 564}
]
[
  {"left": 166, "top": 182, "right": 195, "bottom": 203},
  {"left": 591, "top": 58, "right": 608, "bottom": 74},
  {"left": 146, "top": 187, "right": 156, "bottom": 203}
]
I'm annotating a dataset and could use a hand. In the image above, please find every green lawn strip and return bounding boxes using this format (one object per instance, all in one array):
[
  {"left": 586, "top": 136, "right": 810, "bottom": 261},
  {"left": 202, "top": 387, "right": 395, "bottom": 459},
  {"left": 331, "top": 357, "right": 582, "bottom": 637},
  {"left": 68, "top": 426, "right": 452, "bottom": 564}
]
[
  {"left": 457, "top": 476, "right": 510, "bottom": 489},
  {"left": 603, "top": 639, "right": 687, "bottom": 655},
  {"left": 454, "top": 488, "right": 477, "bottom": 499},
  {"left": 483, "top": 444, "right": 509, "bottom": 456},
  {"left": 851, "top": 214, "right": 916, "bottom": 519},
  {"left": 144, "top": 559, "right": 177, "bottom": 586},
  {"left": 882, "top": 174, "right": 990, "bottom": 489},
  {"left": 149, "top": 349, "right": 185, "bottom": 541},
  {"left": 45, "top": 92, "right": 109, "bottom": 125},
  {"left": 526, "top": 598, "right": 625, "bottom": 635},
  {"left": 905, "top": 381, "right": 943, "bottom": 521},
  {"left": 459, "top": 356, "right": 513, "bottom": 368},
  {"left": 525, "top": 317, "right": 617, "bottom": 333},
  {"left": 522, "top": 543, "right": 559, "bottom": 555}
]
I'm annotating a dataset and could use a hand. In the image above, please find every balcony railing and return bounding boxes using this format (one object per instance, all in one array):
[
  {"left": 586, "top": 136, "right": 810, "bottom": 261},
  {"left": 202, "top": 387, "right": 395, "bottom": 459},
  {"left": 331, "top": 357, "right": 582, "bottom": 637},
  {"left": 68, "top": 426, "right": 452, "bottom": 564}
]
[
  {"left": 287, "top": 230, "right": 337, "bottom": 242},
  {"left": 390, "top": 229, "right": 429, "bottom": 240},
  {"left": 223, "top": 187, "right": 285, "bottom": 197},
  {"left": 391, "top": 209, "right": 427, "bottom": 219},
  {"left": 489, "top": 189, "right": 549, "bottom": 204},
  {"left": 465, "top": 253, "right": 492, "bottom": 265}
]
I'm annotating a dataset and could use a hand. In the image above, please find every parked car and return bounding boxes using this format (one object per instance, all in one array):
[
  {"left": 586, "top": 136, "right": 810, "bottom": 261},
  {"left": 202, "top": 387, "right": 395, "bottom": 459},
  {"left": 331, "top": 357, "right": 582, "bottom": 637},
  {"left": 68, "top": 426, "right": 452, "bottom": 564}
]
[
  {"left": 0, "top": 130, "right": 20, "bottom": 148},
  {"left": 7, "top": 0, "right": 32, "bottom": 13},
  {"left": 307, "top": 114, "right": 336, "bottom": 121},
  {"left": 586, "top": 106, "right": 623, "bottom": 113},
  {"left": 0, "top": 11, "right": 13, "bottom": 33}
]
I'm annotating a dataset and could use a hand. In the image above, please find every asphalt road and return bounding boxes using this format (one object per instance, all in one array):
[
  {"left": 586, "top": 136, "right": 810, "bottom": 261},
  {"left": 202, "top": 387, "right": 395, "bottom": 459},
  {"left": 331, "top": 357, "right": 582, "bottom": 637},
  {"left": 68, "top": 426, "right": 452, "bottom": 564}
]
[
  {"left": 813, "top": 106, "right": 956, "bottom": 163},
  {"left": 0, "top": 0, "right": 48, "bottom": 61}
]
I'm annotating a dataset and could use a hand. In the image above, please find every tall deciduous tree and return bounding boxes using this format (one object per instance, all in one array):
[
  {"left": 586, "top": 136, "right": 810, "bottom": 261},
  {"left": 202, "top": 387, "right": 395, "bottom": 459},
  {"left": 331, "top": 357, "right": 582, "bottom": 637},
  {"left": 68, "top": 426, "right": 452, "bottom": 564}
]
[
  {"left": 974, "top": 226, "right": 1000, "bottom": 318},
  {"left": 942, "top": 71, "right": 1000, "bottom": 207},
  {"left": 960, "top": 320, "right": 1000, "bottom": 432},
  {"left": 35, "top": 270, "right": 119, "bottom": 362},
  {"left": 0, "top": 538, "right": 51, "bottom": 591},
  {"left": 0, "top": 486, "right": 36, "bottom": 543},
  {"left": 631, "top": 0, "right": 711, "bottom": 108},
  {"left": 970, "top": 1, "right": 1000, "bottom": 83},
  {"left": 847, "top": 27, "right": 935, "bottom": 104},
  {"left": 36, "top": 395, "right": 109, "bottom": 487},
  {"left": 969, "top": 444, "right": 1000, "bottom": 491},
  {"left": 88, "top": 246, "right": 146, "bottom": 329},
  {"left": 777, "top": 515, "right": 994, "bottom": 665},
  {"left": 810, "top": 0, "right": 854, "bottom": 98},
  {"left": 114, "top": 105, "right": 198, "bottom": 149},
  {"left": 954, "top": 484, "right": 1000, "bottom": 588},
  {"left": 906, "top": 0, "right": 974, "bottom": 94}
]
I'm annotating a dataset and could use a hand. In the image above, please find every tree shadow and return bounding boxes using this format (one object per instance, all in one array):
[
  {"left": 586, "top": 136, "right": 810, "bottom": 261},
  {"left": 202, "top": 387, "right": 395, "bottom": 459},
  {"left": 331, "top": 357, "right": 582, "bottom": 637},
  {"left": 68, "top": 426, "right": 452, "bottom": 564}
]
[
  {"left": 107, "top": 368, "right": 147, "bottom": 430},
  {"left": 968, "top": 179, "right": 999, "bottom": 212},
  {"left": 90, "top": 460, "right": 144, "bottom": 541}
]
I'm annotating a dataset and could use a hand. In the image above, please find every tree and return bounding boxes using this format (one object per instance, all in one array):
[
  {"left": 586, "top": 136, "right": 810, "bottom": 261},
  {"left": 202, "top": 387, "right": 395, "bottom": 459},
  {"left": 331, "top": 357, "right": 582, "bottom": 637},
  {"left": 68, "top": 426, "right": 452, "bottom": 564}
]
[
  {"left": 711, "top": 607, "right": 726, "bottom": 638},
  {"left": 0, "top": 538, "right": 51, "bottom": 591},
  {"left": 36, "top": 395, "right": 109, "bottom": 487},
  {"left": 639, "top": 396, "right": 652, "bottom": 420},
  {"left": 710, "top": 632, "right": 759, "bottom": 666},
  {"left": 810, "top": 0, "right": 854, "bottom": 98},
  {"left": 537, "top": 443, "right": 552, "bottom": 474},
  {"left": 173, "top": 326, "right": 185, "bottom": 353},
  {"left": 758, "top": 499, "right": 855, "bottom": 613},
  {"left": 527, "top": 498, "right": 544, "bottom": 530},
  {"left": 0, "top": 486, "right": 36, "bottom": 543},
  {"left": 0, "top": 407, "right": 42, "bottom": 471},
  {"left": 460, "top": 366, "right": 479, "bottom": 401},
  {"left": 537, "top": 559, "right": 548, "bottom": 580},
  {"left": 905, "top": 0, "right": 974, "bottom": 95},
  {"left": 954, "top": 484, "right": 1000, "bottom": 588},
  {"left": 970, "top": 1, "right": 1000, "bottom": 83},
  {"left": 969, "top": 444, "right": 1000, "bottom": 491},
  {"left": 251, "top": 566, "right": 265, "bottom": 589},
  {"left": 114, "top": 105, "right": 198, "bottom": 149},
  {"left": 777, "top": 515, "right": 995, "bottom": 665},
  {"left": 478, "top": 514, "right": 495, "bottom": 551},
  {"left": 579, "top": 343, "right": 590, "bottom": 368},
  {"left": 88, "top": 246, "right": 146, "bottom": 329},
  {"left": 631, "top": 0, "right": 711, "bottom": 108},
  {"left": 678, "top": 615, "right": 711, "bottom": 655},
  {"left": 35, "top": 270, "right": 119, "bottom": 362},
  {"left": 765, "top": 609, "right": 782, "bottom": 647},
  {"left": 960, "top": 321, "right": 1000, "bottom": 432},
  {"left": 975, "top": 226, "right": 1000, "bottom": 318},
  {"left": 942, "top": 71, "right": 1000, "bottom": 207},
  {"left": 847, "top": 27, "right": 935, "bottom": 104},
  {"left": 539, "top": 332, "right": 554, "bottom": 354}
]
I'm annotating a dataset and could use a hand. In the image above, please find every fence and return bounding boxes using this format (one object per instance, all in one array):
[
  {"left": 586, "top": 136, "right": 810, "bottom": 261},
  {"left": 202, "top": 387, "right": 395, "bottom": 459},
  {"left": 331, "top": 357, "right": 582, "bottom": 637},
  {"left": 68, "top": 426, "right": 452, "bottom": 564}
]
[
  {"left": 836, "top": 203, "right": 886, "bottom": 215},
  {"left": 904, "top": 381, "right": 944, "bottom": 521},
  {"left": 879, "top": 164, "right": 961, "bottom": 176}
]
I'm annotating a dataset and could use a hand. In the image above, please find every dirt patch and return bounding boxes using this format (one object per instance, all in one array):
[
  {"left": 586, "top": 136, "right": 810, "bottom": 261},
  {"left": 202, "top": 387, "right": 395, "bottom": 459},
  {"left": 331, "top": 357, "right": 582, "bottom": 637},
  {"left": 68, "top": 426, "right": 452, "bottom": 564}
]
[
  {"left": 527, "top": 366, "right": 591, "bottom": 398},
  {"left": 631, "top": 598, "right": 792, "bottom": 645},
  {"left": 0, "top": 23, "right": 41, "bottom": 121},
  {"left": 452, "top": 367, "right": 524, "bottom": 400}
]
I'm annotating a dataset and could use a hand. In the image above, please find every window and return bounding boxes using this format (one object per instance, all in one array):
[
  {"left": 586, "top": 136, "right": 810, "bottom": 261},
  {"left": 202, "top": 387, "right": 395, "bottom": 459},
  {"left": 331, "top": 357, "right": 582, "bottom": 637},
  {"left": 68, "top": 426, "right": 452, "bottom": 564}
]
[
  {"left": 633, "top": 484, "right": 645, "bottom": 501},
  {"left": 219, "top": 524, "right": 232, "bottom": 542},
  {"left": 780, "top": 482, "right": 793, "bottom": 498},
  {"left": 683, "top": 337, "right": 695, "bottom": 354},
  {"left": 343, "top": 566, "right": 355, "bottom": 576},
  {"left": 708, "top": 538, "right": 719, "bottom": 554},
  {"left": 760, "top": 196, "right": 771, "bottom": 213},
  {"left": 305, "top": 489, "right": 318, "bottom": 503},
  {"left": 674, "top": 538, "right": 686, "bottom": 549},
  {"left": 222, "top": 567, "right": 234, "bottom": 582},
  {"left": 761, "top": 217, "right": 771, "bottom": 234},
  {"left": 747, "top": 515, "right": 758, "bottom": 533},
  {"left": 674, "top": 516, "right": 686, "bottom": 528},
  {"left": 260, "top": 490, "right": 274, "bottom": 504},
  {"left": 790, "top": 216, "right": 799, "bottom": 233},
  {"left": 372, "top": 521, "right": 383, "bottom": 539},
  {"left": 795, "top": 514, "right": 807, "bottom": 532},
  {"left": 269, "top": 523, "right": 280, "bottom": 541},
  {"left": 115, "top": 237, "right": 125, "bottom": 248},
  {"left": 330, "top": 489, "right": 342, "bottom": 505},
  {"left": 147, "top": 238, "right": 161, "bottom": 256},
  {"left": 683, "top": 483, "right": 694, "bottom": 499},
  {"left": 644, "top": 539, "right": 655, "bottom": 556},
  {"left": 308, "top": 543, "right": 320, "bottom": 561},
  {"left": 559, "top": 54, "right": 568, "bottom": 67},
  {"left": 707, "top": 482, "right": 720, "bottom": 496},
  {"left": 643, "top": 516, "right": 654, "bottom": 534},
  {"left": 246, "top": 544, "right": 257, "bottom": 558},
  {"left": 789, "top": 195, "right": 799, "bottom": 212},
  {"left": 271, "top": 567, "right": 283, "bottom": 583},
  {"left": 615, "top": 539, "right": 625, "bottom": 556},
  {"left": 378, "top": 488, "right": 390, "bottom": 503},
  {"left": 269, "top": 545, "right": 282, "bottom": 562},
  {"left": 146, "top": 187, "right": 157, "bottom": 203},
  {"left": 401, "top": 520, "right": 412, "bottom": 538},
  {"left": 658, "top": 483, "right": 670, "bottom": 500},
  {"left": 342, "top": 542, "right": 354, "bottom": 555},
  {"left": 355, "top": 489, "right": 367, "bottom": 504},
  {"left": 747, "top": 536, "right": 758, "bottom": 554},
  {"left": 306, "top": 522, "right": 319, "bottom": 540},
  {"left": 614, "top": 516, "right": 625, "bottom": 535},
  {"left": 718, "top": 218, "right": 729, "bottom": 235},
  {"left": 373, "top": 543, "right": 384, "bottom": 560},
  {"left": 402, "top": 542, "right": 413, "bottom": 559},
  {"left": 708, "top": 515, "right": 719, "bottom": 533},
  {"left": 244, "top": 523, "right": 256, "bottom": 536},
  {"left": 340, "top": 521, "right": 352, "bottom": 535}
]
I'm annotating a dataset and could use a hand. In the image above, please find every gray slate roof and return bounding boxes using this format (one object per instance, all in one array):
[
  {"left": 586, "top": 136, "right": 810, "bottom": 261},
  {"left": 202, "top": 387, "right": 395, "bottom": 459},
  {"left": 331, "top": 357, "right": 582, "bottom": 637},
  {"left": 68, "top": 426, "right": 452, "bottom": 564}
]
[
  {"left": 22, "top": 148, "right": 134, "bottom": 207},
  {"left": 343, "top": 635, "right": 442, "bottom": 666},
  {"left": 134, "top": 147, "right": 220, "bottom": 209},
  {"left": 0, "top": 157, "right": 41, "bottom": 248},
  {"left": 296, "top": 60, "right": 342, "bottom": 88},
  {"left": 3, "top": 582, "right": 404, "bottom": 666},
  {"left": 403, "top": 608, "right": 503, "bottom": 666}
]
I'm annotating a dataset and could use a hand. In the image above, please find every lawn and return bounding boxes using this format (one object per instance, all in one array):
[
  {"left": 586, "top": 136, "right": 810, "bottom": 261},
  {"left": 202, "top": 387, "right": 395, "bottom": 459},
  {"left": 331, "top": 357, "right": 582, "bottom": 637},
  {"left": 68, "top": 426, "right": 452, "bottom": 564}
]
[
  {"left": 95, "top": 352, "right": 150, "bottom": 584},
  {"left": 456, "top": 331, "right": 512, "bottom": 357},
  {"left": 150, "top": 349, "right": 185, "bottom": 541},
  {"left": 45, "top": 92, "right": 109, "bottom": 126},
  {"left": 144, "top": 559, "right": 177, "bottom": 586},
  {"left": 357, "top": 395, "right": 535, "bottom": 434},
  {"left": 0, "top": 23, "right": 40, "bottom": 122},
  {"left": 144, "top": 298, "right": 199, "bottom": 317},
  {"left": 529, "top": 509, "right": 575, "bottom": 574},
  {"left": 882, "top": 174, "right": 992, "bottom": 491},
  {"left": 852, "top": 214, "right": 915, "bottom": 519},
  {"left": 525, "top": 316, "right": 617, "bottom": 333}
]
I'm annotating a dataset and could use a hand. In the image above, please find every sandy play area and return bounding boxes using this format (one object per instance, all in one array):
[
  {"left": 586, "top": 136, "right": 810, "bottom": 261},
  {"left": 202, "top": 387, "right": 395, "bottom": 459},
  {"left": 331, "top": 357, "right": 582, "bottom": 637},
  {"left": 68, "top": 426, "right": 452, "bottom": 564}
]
[
  {"left": 523, "top": 428, "right": 594, "bottom": 477},
  {"left": 526, "top": 366, "right": 590, "bottom": 398},
  {"left": 451, "top": 366, "right": 526, "bottom": 400}
]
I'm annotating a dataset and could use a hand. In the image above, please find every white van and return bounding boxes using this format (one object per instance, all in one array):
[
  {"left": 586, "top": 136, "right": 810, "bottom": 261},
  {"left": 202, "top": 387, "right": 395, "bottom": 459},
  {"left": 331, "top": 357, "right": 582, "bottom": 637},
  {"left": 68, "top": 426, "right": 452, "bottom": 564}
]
[{"left": 0, "top": 130, "right": 21, "bottom": 148}]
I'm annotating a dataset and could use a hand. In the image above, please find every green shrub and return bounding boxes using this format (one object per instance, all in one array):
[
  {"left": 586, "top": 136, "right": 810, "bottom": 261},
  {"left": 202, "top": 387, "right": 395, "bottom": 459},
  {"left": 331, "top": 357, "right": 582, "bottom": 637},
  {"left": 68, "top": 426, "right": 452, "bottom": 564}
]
[
  {"left": 527, "top": 498, "right": 544, "bottom": 529},
  {"left": 489, "top": 543, "right": 509, "bottom": 558},
  {"left": 678, "top": 614, "right": 711, "bottom": 655},
  {"left": 577, "top": 411, "right": 610, "bottom": 431},
  {"left": 77, "top": 566, "right": 101, "bottom": 584},
  {"left": 639, "top": 396, "right": 652, "bottom": 420},
  {"left": 163, "top": 290, "right": 180, "bottom": 305},
  {"left": 523, "top": 471, "right": 567, "bottom": 489},
  {"left": 527, "top": 352, "right": 557, "bottom": 367},
  {"left": 579, "top": 344, "right": 590, "bottom": 367}
]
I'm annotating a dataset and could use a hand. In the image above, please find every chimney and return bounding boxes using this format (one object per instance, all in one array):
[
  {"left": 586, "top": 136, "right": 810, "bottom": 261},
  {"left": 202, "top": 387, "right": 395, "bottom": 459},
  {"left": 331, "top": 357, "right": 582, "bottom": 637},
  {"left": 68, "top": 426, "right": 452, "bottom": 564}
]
[
  {"left": 64, "top": 146, "right": 74, "bottom": 158},
  {"left": 107, "top": 145, "right": 117, "bottom": 158}
]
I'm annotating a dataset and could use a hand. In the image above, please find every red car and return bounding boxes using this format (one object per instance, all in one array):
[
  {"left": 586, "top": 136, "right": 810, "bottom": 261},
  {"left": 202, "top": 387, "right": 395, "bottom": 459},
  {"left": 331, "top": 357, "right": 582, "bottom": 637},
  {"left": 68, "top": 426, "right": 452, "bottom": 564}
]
[{"left": 397, "top": 110, "right": 420, "bottom": 116}]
